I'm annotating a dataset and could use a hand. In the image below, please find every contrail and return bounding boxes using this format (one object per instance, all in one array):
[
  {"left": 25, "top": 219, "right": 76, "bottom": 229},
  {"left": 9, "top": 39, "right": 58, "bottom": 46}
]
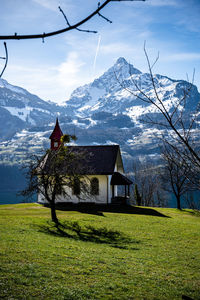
[{"left": 93, "top": 35, "right": 101, "bottom": 75}]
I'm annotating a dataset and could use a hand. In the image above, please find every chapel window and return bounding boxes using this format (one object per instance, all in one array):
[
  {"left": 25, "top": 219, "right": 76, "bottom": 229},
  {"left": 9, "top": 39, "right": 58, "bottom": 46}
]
[
  {"left": 90, "top": 177, "right": 99, "bottom": 195},
  {"left": 72, "top": 178, "right": 80, "bottom": 195}
]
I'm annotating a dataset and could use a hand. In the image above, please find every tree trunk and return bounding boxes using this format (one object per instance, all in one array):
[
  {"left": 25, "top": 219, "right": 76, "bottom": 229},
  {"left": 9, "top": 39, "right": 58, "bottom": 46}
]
[
  {"left": 50, "top": 201, "right": 59, "bottom": 225},
  {"left": 176, "top": 194, "right": 181, "bottom": 210}
]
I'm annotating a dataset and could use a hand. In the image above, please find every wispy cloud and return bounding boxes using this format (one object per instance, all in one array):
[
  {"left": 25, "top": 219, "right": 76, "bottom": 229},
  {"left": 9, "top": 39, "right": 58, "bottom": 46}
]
[
  {"left": 57, "top": 52, "right": 86, "bottom": 88},
  {"left": 4, "top": 51, "right": 93, "bottom": 103},
  {"left": 146, "top": 0, "right": 180, "bottom": 7},
  {"left": 32, "top": 0, "right": 74, "bottom": 12},
  {"left": 163, "top": 52, "right": 200, "bottom": 62},
  {"left": 176, "top": 15, "right": 200, "bottom": 33},
  {"left": 100, "top": 42, "right": 134, "bottom": 55},
  {"left": 5, "top": 64, "right": 62, "bottom": 102},
  {"left": 32, "top": 0, "right": 60, "bottom": 11}
]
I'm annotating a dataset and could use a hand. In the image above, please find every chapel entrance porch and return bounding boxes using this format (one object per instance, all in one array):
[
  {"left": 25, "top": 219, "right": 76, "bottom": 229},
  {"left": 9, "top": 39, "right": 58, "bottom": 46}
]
[{"left": 110, "top": 172, "right": 133, "bottom": 205}]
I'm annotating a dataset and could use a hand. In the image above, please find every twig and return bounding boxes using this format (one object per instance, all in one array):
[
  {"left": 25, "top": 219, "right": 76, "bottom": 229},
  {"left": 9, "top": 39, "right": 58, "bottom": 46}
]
[
  {"left": 98, "top": 2, "right": 112, "bottom": 23},
  {"left": 150, "top": 51, "right": 159, "bottom": 70},
  {"left": 59, "top": 6, "right": 97, "bottom": 34},
  {"left": 0, "top": 42, "right": 8, "bottom": 78}
]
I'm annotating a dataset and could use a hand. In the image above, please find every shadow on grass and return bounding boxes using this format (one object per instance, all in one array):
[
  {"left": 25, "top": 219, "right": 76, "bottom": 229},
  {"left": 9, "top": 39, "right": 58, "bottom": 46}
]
[
  {"left": 49, "top": 203, "right": 170, "bottom": 218},
  {"left": 183, "top": 209, "right": 200, "bottom": 217},
  {"left": 34, "top": 220, "right": 140, "bottom": 250}
]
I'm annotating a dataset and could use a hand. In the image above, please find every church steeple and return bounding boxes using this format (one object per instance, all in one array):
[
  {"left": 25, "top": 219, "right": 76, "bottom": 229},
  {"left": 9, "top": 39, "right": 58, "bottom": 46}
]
[{"left": 49, "top": 118, "right": 63, "bottom": 150}]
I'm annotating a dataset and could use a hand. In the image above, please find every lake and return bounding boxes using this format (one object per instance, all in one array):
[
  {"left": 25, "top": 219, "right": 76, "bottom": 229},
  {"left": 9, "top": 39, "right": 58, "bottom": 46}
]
[{"left": 0, "top": 191, "right": 36, "bottom": 205}]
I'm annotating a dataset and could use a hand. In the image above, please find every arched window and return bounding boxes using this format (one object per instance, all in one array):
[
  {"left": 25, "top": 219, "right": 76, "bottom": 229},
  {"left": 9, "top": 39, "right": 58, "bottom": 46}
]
[
  {"left": 91, "top": 177, "right": 99, "bottom": 195},
  {"left": 72, "top": 178, "right": 80, "bottom": 195}
]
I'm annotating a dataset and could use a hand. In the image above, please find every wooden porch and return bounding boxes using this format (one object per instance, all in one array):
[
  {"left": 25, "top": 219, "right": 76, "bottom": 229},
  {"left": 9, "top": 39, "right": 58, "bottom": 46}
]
[{"left": 111, "top": 172, "right": 133, "bottom": 205}]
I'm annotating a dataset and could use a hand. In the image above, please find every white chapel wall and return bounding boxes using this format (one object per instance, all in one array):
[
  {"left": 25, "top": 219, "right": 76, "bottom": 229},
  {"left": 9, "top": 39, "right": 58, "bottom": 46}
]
[{"left": 53, "top": 174, "right": 108, "bottom": 204}]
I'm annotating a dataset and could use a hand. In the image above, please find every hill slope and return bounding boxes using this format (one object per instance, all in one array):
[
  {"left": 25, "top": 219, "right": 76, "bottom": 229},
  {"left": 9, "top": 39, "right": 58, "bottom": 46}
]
[{"left": 0, "top": 203, "right": 199, "bottom": 299}]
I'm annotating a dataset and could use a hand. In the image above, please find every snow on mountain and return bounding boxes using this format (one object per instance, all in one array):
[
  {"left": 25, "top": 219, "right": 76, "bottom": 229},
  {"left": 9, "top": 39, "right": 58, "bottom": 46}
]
[
  {"left": 0, "top": 78, "right": 68, "bottom": 140},
  {"left": 0, "top": 57, "right": 199, "bottom": 166},
  {"left": 65, "top": 57, "right": 198, "bottom": 126},
  {"left": 0, "top": 78, "right": 27, "bottom": 95},
  {"left": 65, "top": 57, "right": 142, "bottom": 116}
]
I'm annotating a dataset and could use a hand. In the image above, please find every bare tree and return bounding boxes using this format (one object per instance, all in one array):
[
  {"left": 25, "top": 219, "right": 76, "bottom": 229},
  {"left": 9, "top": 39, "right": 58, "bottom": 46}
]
[
  {"left": 134, "top": 183, "right": 142, "bottom": 206},
  {"left": 21, "top": 135, "right": 91, "bottom": 226},
  {"left": 117, "top": 44, "right": 200, "bottom": 191},
  {"left": 184, "top": 191, "right": 200, "bottom": 210},
  {"left": 133, "top": 159, "right": 167, "bottom": 207},
  {"left": 161, "top": 142, "right": 193, "bottom": 209}
]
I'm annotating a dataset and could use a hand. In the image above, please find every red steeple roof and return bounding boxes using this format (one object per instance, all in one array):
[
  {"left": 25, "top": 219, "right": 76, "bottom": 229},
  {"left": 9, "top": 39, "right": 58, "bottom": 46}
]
[
  {"left": 49, "top": 118, "right": 63, "bottom": 140},
  {"left": 49, "top": 118, "right": 63, "bottom": 150}
]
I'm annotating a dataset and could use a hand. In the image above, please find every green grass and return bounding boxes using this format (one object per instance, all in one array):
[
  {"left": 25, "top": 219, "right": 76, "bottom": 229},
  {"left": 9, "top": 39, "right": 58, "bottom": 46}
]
[{"left": 0, "top": 203, "right": 200, "bottom": 299}]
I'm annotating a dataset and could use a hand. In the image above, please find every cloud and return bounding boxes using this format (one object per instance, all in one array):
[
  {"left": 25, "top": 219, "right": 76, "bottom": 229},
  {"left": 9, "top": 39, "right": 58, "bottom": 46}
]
[
  {"left": 32, "top": 0, "right": 60, "bottom": 11},
  {"left": 57, "top": 52, "right": 86, "bottom": 88},
  {"left": 32, "top": 0, "right": 74, "bottom": 12},
  {"left": 163, "top": 52, "right": 200, "bottom": 62},
  {"left": 100, "top": 42, "right": 134, "bottom": 55},
  {"left": 4, "top": 51, "right": 93, "bottom": 104},
  {"left": 176, "top": 14, "right": 200, "bottom": 33},
  {"left": 5, "top": 64, "right": 65, "bottom": 102},
  {"left": 146, "top": 0, "right": 180, "bottom": 7}
]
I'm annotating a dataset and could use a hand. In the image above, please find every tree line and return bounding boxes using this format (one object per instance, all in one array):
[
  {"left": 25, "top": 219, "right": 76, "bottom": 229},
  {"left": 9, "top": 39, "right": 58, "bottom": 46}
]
[{"left": 130, "top": 157, "right": 200, "bottom": 210}]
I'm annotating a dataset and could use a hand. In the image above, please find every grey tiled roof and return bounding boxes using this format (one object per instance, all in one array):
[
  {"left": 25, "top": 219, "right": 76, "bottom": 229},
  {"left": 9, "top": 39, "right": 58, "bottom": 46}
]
[{"left": 67, "top": 145, "right": 120, "bottom": 175}]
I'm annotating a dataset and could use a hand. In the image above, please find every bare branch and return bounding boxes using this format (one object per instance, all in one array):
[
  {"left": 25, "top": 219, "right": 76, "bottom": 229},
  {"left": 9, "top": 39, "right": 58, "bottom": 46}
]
[
  {"left": 75, "top": 28, "right": 97, "bottom": 34},
  {"left": 98, "top": 2, "right": 112, "bottom": 23},
  {"left": 115, "top": 41, "right": 200, "bottom": 182},
  {"left": 58, "top": 6, "right": 97, "bottom": 34},
  {"left": 0, "top": 42, "right": 8, "bottom": 78},
  {"left": 150, "top": 51, "right": 159, "bottom": 70},
  {"left": 143, "top": 42, "right": 170, "bottom": 120},
  {"left": 58, "top": 6, "right": 70, "bottom": 27},
  {"left": 0, "top": 0, "right": 144, "bottom": 40}
]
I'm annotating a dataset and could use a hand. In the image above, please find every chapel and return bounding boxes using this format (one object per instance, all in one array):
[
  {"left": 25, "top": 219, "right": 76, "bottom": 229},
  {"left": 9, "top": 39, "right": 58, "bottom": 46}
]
[{"left": 38, "top": 119, "right": 132, "bottom": 205}]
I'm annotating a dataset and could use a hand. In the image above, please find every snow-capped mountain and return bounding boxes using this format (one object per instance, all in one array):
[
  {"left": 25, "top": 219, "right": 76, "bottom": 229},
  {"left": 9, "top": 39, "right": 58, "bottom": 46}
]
[
  {"left": 0, "top": 57, "right": 200, "bottom": 167},
  {"left": 65, "top": 57, "right": 199, "bottom": 125},
  {"left": 0, "top": 78, "right": 66, "bottom": 140}
]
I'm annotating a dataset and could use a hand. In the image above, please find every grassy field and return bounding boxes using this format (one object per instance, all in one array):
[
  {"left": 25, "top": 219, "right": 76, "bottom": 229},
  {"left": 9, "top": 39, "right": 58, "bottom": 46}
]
[{"left": 0, "top": 203, "right": 199, "bottom": 300}]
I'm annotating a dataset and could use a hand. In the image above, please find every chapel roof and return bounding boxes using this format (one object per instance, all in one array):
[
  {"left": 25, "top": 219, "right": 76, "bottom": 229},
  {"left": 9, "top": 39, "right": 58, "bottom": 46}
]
[
  {"left": 67, "top": 145, "right": 122, "bottom": 175},
  {"left": 49, "top": 118, "right": 63, "bottom": 140},
  {"left": 43, "top": 145, "right": 124, "bottom": 175}
]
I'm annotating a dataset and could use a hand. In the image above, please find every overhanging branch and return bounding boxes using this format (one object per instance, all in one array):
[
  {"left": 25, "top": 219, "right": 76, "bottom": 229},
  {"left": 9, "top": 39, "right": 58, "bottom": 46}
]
[
  {"left": 0, "top": 42, "right": 8, "bottom": 78},
  {"left": 0, "top": 0, "right": 145, "bottom": 41}
]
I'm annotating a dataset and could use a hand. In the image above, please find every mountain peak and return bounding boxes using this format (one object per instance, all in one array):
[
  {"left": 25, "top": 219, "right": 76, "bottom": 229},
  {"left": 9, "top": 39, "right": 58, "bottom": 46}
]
[
  {"left": 115, "top": 57, "right": 128, "bottom": 65},
  {"left": 112, "top": 57, "right": 141, "bottom": 76}
]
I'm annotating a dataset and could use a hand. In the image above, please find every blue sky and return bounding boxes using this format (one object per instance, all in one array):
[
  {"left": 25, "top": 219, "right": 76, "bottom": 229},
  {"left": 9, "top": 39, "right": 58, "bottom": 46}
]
[{"left": 0, "top": 0, "right": 200, "bottom": 104}]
